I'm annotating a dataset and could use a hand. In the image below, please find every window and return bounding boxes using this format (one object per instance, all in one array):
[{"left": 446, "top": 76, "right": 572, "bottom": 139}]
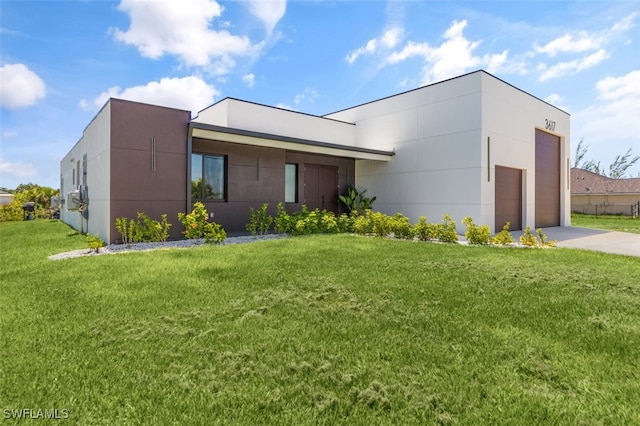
[
  {"left": 285, "top": 163, "right": 298, "bottom": 203},
  {"left": 192, "top": 153, "right": 226, "bottom": 201}
]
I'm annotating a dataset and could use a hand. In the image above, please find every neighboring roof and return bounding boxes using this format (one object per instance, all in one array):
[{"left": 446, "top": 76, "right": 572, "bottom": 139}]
[
  {"left": 571, "top": 168, "right": 640, "bottom": 194},
  {"left": 190, "top": 122, "right": 395, "bottom": 162}
]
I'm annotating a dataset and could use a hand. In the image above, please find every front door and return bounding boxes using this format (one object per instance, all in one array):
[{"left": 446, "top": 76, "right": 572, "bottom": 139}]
[{"left": 304, "top": 164, "right": 338, "bottom": 213}]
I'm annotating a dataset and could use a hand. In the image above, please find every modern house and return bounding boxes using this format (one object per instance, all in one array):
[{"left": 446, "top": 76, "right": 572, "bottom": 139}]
[
  {"left": 571, "top": 167, "right": 640, "bottom": 215},
  {"left": 60, "top": 70, "right": 571, "bottom": 244}
]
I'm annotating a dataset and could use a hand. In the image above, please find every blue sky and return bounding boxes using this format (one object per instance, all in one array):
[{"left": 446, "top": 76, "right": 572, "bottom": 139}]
[{"left": 1, "top": 0, "right": 639, "bottom": 190}]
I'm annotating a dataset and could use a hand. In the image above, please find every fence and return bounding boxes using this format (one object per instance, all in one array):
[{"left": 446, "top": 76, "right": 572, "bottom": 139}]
[{"left": 573, "top": 201, "right": 640, "bottom": 217}]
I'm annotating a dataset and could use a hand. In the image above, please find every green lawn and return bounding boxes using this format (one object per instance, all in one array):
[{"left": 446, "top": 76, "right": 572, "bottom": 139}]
[
  {"left": 1, "top": 220, "right": 640, "bottom": 424},
  {"left": 572, "top": 212, "right": 640, "bottom": 234}
]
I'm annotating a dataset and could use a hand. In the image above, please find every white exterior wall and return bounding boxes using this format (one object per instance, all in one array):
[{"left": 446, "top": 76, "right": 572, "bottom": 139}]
[
  {"left": 195, "top": 98, "right": 356, "bottom": 146},
  {"left": 480, "top": 73, "right": 570, "bottom": 230},
  {"left": 60, "top": 102, "right": 111, "bottom": 240},
  {"left": 327, "top": 71, "right": 570, "bottom": 232},
  {"left": 328, "top": 73, "right": 484, "bottom": 230}
]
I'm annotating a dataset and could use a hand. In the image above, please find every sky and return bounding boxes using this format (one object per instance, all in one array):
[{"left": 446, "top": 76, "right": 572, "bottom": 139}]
[{"left": 1, "top": 0, "right": 639, "bottom": 190}]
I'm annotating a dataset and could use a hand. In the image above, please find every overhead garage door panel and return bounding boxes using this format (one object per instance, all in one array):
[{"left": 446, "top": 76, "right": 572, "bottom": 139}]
[
  {"left": 495, "top": 166, "right": 522, "bottom": 231},
  {"left": 535, "top": 130, "right": 560, "bottom": 228}
]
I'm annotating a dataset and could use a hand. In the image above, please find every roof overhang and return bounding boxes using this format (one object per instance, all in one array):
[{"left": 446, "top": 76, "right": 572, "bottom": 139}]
[{"left": 190, "top": 122, "right": 394, "bottom": 162}]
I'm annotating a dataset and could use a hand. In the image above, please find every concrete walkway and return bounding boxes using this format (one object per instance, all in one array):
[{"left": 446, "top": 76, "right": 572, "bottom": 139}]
[{"left": 511, "top": 226, "right": 640, "bottom": 257}]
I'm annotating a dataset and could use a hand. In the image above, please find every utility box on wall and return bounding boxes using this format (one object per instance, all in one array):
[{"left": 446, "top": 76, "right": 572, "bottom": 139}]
[{"left": 67, "top": 190, "right": 82, "bottom": 211}]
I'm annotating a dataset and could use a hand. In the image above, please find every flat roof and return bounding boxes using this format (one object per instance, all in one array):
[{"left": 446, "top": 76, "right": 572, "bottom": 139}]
[{"left": 190, "top": 122, "right": 395, "bottom": 162}]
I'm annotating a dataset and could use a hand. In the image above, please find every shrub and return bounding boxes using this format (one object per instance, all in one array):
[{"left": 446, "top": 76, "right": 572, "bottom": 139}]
[
  {"left": 246, "top": 203, "right": 273, "bottom": 236},
  {"left": 519, "top": 226, "right": 538, "bottom": 247},
  {"left": 389, "top": 213, "right": 413, "bottom": 239},
  {"left": 87, "top": 233, "right": 105, "bottom": 253},
  {"left": 177, "top": 202, "right": 226, "bottom": 244},
  {"left": 414, "top": 216, "right": 439, "bottom": 241},
  {"left": 274, "top": 202, "right": 293, "bottom": 234},
  {"left": 491, "top": 222, "right": 515, "bottom": 245},
  {"left": 115, "top": 212, "right": 171, "bottom": 244},
  {"left": 437, "top": 214, "right": 459, "bottom": 243},
  {"left": 338, "top": 186, "right": 377, "bottom": 215},
  {"left": 537, "top": 228, "right": 557, "bottom": 247},
  {"left": 462, "top": 216, "right": 491, "bottom": 245},
  {"left": 353, "top": 210, "right": 374, "bottom": 235},
  {"left": 336, "top": 213, "right": 354, "bottom": 233}
]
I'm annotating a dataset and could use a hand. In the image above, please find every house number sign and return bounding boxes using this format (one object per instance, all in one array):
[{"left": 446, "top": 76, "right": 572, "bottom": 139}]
[{"left": 544, "top": 119, "right": 556, "bottom": 131}]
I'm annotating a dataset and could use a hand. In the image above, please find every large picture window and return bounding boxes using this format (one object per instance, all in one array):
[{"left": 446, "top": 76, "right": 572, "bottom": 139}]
[
  {"left": 192, "top": 153, "right": 226, "bottom": 201},
  {"left": 285, "top": 163, "right": 298, "bottom": 203}
]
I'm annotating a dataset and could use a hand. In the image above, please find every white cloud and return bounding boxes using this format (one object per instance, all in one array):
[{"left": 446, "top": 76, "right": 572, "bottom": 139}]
[
  {"left": 80, "top": 76, "right": 219, "bottom": 113},
  {"left": 0, "top": 63, "right": 46, "bottom": 109},
  {"left": 539, "top": 49, "right": 609, "bottom": 81},
  {"left": 532, "top": 14, "right": 636, "bottom": 81},
  {"left": 245, "top": 0, "right": 286, "bottom": 35},
  {"left": 385, "top": 20, "right": 510, "bottom": 85},
  {"left": 0, "top": 158, "right": 37, "bottom": 181},
  {"left": 113, "top": 0, "right": 254, "bottom": 69},
  {"left": 346, "top": 27, "right": 404, "bottom": 64},
  {"left": 294, "top": 87, "right": 318, "bottom": 105},
  {"left": 534, "top": 32, "right": 602, "bottom": 57},
  {"left": 243, "top": 73, "right": 255, "bottom": 88},
  {"left": 572, "top": 70, "right": 640, "bottom": 174},
  {"left": 595, "top": 70, "right": 640, "bottom": 100}
]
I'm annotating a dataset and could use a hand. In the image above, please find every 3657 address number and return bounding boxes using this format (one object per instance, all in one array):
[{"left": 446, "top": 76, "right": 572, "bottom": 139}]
[{"left": 545, "top": 119, "right": 556, "bottom": 131}]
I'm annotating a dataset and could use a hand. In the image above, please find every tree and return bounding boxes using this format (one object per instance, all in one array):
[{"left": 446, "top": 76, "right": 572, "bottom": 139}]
[
  {"left": 573, "top": 139, "right": 639, "bottom": 178},
  {"left": 608, "top": 148, "right": 640, "bottom": 179},
  {"left": 572, "top": 138, "right": 588, "bottom": 168}
]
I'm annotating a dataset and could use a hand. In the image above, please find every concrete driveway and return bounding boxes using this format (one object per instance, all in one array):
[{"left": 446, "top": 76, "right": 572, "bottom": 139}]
[{"left": 511, "top": 226, "right": 640, "bottom": 257}]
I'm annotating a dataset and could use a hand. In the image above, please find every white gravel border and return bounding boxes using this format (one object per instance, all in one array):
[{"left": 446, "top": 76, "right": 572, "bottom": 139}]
[{"left": 48, "top": 234, "right": 287, "bottom": 261}]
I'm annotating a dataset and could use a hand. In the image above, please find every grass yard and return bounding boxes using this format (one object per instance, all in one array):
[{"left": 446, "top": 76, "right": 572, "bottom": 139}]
[
  {"left": 572, "top": 212, "right": 640, "bottom": 234},
  {"left": 1, "top": 220, "right": 640, "bottom": 424}
]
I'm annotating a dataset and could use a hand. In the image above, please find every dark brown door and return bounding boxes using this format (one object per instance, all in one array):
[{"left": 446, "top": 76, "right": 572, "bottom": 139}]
[
  {"left": 495, "top": 166, "right": 522, "bottom": 231},
  {"left": 304, "top": 164, "right": 338, "bottom": 213},
  {"left": 535, "top": 129, "right": 560, "bottom": 227}
]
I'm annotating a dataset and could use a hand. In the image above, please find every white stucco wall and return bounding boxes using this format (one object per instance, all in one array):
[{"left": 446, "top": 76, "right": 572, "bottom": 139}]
[
  {"left": 480, "top": 73, "right": 570, "bottom": 230},
  {"left": 60, "top": 101, "right": 111, "bottom": 241},
  {"left": 195, "top": 98, "right": 357, "bottom": 146},
  {"left": 327, "top": 71, "right": 570, "bottom": 232}
]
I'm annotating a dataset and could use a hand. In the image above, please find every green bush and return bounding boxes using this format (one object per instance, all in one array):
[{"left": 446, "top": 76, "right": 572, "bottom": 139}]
[
  {"left": 353, "top": 210, "right": 374, "bottom": 235},
  {"left": 389, "top": 213, "right": 413, "bottom": 239},
  {"left": 491, "top": 222, "right": 515, "bottom": 245},
  {"left": 437, "top": 214, "right": 459, "bottom": 243},
  {"left": 338, "top": 186, "right": 376, "bottom": 215},
  {"left": 462, "top": 216, "right": 491, "bottom": 245},
  {"left": 414, "top": 216, "right": 439, "bottom": 241},
  {"left": 537, "top": 228, "right": 556, "bottom": 247},
  {"left": 519, "top": 226, "right": 538, "bottom": 247},
  {"left": 246, "top": 203, "right": 273, "bottom": 236},
  {"left": 86, "top": 233, "right": 105, "bottom": 252},
  {"left": 178, "top": 202, "right": 226, "bottom": 244},
  {"left": 115, "top": 212, "right": 171, "bottom": 244},
  {"left": 274, "top": 202, "right": 293, "bottom": 234}
]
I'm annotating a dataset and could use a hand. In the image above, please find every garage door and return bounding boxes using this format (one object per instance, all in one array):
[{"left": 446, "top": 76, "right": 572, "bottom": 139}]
[
  {"left": 535, "top": 129, "right": 561, "bottom": 228},
  {"left": 495, "top": 166, "right": 522, "bottom": 231}
]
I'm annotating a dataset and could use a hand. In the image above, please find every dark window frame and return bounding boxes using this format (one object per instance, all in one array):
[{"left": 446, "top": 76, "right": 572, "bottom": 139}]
[
  {"left": 191, "top": 152, "right": 228, "bottom": 202},
  {"left": 285, "top": 163, "right": 298, "bottom": 203}
]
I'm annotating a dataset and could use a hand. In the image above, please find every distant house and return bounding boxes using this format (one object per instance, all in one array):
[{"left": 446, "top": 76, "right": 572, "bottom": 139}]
[
  {"left": 60, "top": 70, "right": 571, "bottom": 244},
  {"left": 571, "top": 168, "right": 640, "bottom": 215},
  {"left": 0, "top": 191, "right": 15, "bottom": 206}
]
